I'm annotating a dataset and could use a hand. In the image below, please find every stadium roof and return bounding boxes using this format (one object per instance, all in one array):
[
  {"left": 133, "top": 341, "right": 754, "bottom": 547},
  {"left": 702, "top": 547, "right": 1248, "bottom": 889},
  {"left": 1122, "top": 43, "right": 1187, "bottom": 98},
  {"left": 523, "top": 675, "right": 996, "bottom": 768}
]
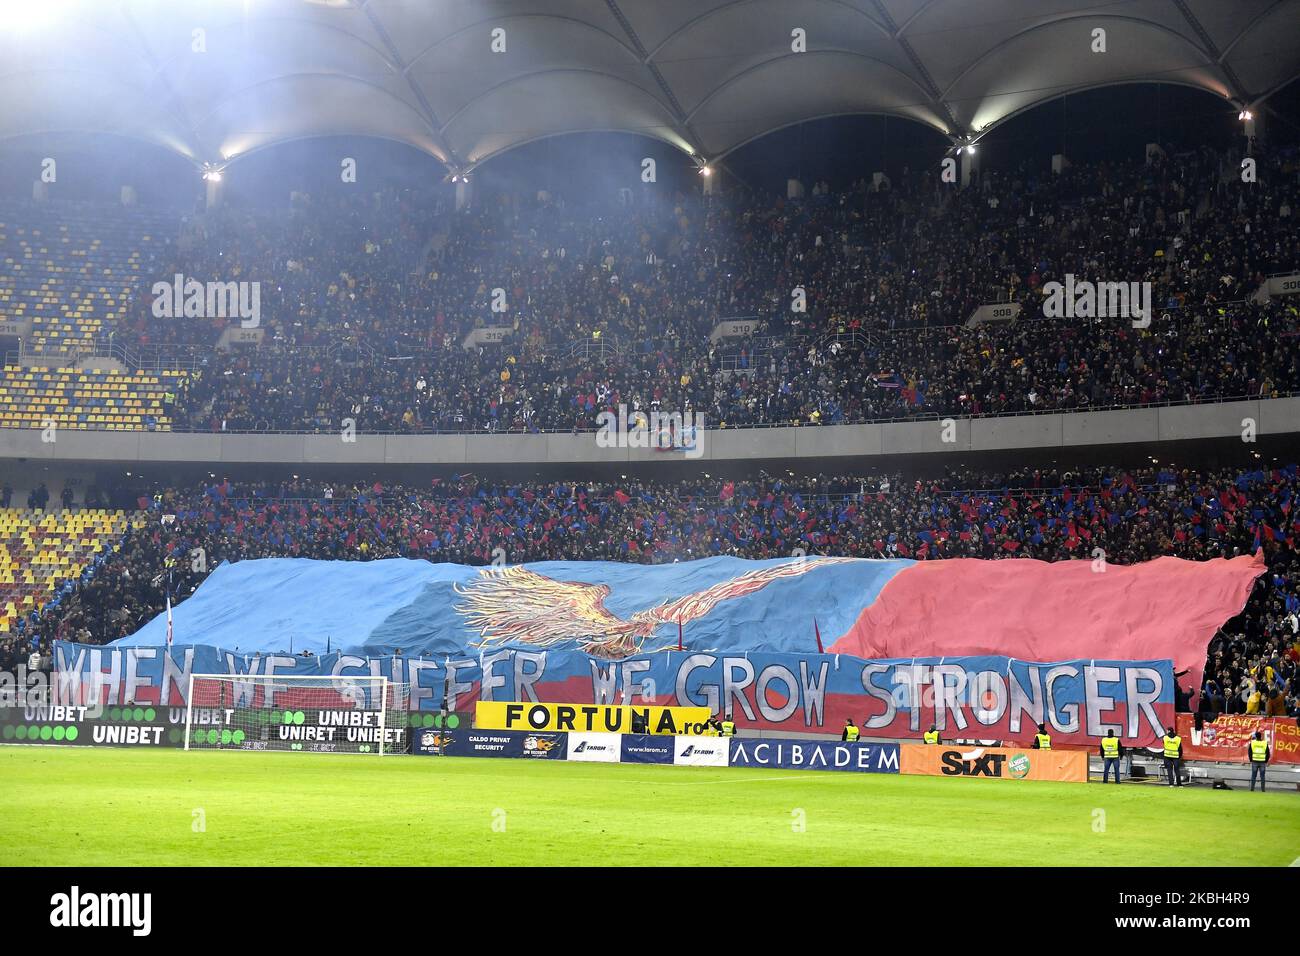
[{"left": 2, "top": 0, "right": 1298, "bottom": 172}]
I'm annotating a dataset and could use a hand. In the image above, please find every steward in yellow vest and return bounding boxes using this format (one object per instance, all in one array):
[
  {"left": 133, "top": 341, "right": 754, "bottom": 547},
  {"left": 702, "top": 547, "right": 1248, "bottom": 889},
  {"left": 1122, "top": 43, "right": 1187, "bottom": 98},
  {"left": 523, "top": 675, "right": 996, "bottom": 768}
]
[
  {"left": 1247, "top": 730, "right": 1270, "bottom": 792},
  {"left": 1161, "top": 726, "right": 1183, "bottom": 786},
  {"left": 1099, "top": 730, "right": 1123, "bottom": 784},
  {"left": 841, "top": 719, "right": 860, "bottom": 742},
  {"left": 923, "top": 726, "right": 941, "bottom": 745},
  {"left": 720, "top": 716, "right": 736, "bottom": 737},
  {"left": 1032, "top": 723, "right": 1051, "bottom": 750}
]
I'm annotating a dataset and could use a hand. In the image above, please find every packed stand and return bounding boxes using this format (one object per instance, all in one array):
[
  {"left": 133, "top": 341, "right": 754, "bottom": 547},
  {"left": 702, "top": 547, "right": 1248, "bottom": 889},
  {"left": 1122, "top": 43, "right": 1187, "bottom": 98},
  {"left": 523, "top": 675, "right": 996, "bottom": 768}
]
[
  {"left": 85, "top": 142, "right": 1300, "bottom": 432},
  {"left": 3, "top": 463, "right": 1297, "bottom": 718}
]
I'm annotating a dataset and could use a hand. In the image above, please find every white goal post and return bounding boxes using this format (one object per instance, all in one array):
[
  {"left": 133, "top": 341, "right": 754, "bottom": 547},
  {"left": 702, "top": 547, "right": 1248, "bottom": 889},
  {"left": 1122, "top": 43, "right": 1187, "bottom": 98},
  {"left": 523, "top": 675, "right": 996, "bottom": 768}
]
[{"left": 184, "top": 674, "right": 411, "bottom": 755}]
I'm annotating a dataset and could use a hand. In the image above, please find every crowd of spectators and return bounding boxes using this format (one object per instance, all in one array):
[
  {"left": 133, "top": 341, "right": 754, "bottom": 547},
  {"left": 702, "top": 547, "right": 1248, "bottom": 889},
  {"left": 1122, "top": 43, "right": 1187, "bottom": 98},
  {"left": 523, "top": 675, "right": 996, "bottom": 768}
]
[
  {"left": 4, "top": 142, "right": 1300, "bottom": 722},
  {"left": 3, "top": 462, "right": 1298, "bottom": 718},
  {"left": 106, "top": 142, "right": 1300, "bottom": 433}
]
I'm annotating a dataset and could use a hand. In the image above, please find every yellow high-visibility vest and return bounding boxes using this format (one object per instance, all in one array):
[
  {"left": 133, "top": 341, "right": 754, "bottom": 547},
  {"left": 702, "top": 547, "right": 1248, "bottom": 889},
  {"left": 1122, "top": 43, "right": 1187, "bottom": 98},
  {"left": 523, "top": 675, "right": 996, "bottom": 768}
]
[
  {"left": 721, "top": 721, "right": 736, "bottom": 737},
  {"left": 844, "top": 725, "right": 860, "bottom": 741},
  {"left": 1102, "top": 737, "right": 1120, "bottom": 758},
  {"left": 1035, "top": 733, "right": 1052, "bottom": 750},
  {"left": 1162, "top": 735, "right": 1181, "bottom": 759},
  {"left": 923, "top": 730, "right": 940, "bottom": 745},
  {"left": 1249, "top": 739, "right": 1268, "bottom": 762}
]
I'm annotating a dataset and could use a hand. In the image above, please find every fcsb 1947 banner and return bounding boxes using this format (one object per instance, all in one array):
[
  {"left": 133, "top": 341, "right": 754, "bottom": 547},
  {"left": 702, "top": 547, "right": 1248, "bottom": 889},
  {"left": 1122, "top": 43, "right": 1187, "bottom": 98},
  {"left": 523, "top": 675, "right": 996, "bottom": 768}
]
[{"left": 1177, "top": 714, "right": 1300, "bottom": 765}]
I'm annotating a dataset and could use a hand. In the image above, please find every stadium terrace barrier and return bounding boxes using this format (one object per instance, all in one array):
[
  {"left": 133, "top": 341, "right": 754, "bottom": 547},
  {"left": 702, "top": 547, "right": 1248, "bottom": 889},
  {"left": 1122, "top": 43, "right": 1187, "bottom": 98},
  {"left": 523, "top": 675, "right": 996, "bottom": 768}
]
[{"left": 4, "top": 395, "right": 1300, "bottom": 464}]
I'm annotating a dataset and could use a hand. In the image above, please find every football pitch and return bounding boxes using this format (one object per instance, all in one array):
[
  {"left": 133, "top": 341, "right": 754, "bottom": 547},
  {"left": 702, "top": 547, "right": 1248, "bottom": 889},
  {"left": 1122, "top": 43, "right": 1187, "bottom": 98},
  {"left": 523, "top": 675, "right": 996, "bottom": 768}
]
[{"left": 2, "top": 745, "right": 1297, "bottom": 867}]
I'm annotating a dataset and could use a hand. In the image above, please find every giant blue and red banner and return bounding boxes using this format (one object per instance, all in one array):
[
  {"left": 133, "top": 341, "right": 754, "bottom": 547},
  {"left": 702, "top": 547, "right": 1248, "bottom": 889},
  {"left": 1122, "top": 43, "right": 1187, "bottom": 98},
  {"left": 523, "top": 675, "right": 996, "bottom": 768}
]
[
  {"left": 50, "top": 642, "right": 1175, "bottom": 746},
  {"left": 111, "top": 553, "right": 1263, "bottom": 703},
  {"left": 72, "top": 550, "right": 1260, "bottom": 746}
]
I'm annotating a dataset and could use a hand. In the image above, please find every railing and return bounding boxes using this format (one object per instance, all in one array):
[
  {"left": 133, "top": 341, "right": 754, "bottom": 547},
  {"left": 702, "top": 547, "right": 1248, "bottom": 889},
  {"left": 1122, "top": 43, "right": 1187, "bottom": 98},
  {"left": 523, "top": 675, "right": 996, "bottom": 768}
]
[
  {"left": 0, "top": 388, "right": 1278, "bottom": 435},
  {"left": 816, "top": 330, "right": 876, "bottom": 350},
  {"left": 562, "top": 337, "right": 627, "bottom": 360},
  {"left": 3, "top": 338, "right": 210, "bottom": 373},
  {"left": 100, "top": 340, "right": 210, "bottom": 373},
  {"left": 716, "top": 333, "right": 786, "bottom": 371}
]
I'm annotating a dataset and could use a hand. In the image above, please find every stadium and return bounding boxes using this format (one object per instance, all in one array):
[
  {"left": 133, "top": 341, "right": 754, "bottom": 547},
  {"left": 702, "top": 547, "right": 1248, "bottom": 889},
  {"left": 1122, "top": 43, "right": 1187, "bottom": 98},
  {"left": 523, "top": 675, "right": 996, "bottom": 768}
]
[{"left": 1, "top": 0, "right": 1299, "bottom": 909}]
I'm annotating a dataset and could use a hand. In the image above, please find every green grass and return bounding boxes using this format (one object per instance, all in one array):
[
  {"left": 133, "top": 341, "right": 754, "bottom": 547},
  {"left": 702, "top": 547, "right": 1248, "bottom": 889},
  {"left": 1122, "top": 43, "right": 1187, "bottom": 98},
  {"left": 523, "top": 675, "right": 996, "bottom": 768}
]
[{"left": 2, "top": 745, "right": 1297, "bottom": 866}]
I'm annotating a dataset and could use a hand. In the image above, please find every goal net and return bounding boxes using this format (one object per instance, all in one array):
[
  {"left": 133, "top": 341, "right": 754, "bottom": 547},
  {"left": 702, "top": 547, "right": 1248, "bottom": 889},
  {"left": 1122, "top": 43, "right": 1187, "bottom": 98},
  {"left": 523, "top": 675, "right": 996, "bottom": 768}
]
[{"left": 184, "top": 674, "right": 412, "bottom": 755}]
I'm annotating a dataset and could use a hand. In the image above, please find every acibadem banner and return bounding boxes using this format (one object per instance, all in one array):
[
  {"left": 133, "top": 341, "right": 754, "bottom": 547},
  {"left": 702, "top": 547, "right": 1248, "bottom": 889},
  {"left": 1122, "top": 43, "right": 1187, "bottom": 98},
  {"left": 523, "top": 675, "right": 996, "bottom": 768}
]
[{"left": 475, "top": 701, "right": 711, "bottom": 735}]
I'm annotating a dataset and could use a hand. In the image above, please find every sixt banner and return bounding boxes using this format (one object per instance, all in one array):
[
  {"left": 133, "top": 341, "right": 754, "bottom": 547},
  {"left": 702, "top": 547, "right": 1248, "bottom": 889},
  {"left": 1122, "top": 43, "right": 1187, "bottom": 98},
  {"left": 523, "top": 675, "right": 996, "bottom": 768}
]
[
  {"left": 900, "top": 743, "right": 1088, "bottom": 782},
  {"left": 52, "top": 642, "right": 1175, "bottom": 746},
  {"left": 729, "top": 739, "right": 900, "bottom": 774}
]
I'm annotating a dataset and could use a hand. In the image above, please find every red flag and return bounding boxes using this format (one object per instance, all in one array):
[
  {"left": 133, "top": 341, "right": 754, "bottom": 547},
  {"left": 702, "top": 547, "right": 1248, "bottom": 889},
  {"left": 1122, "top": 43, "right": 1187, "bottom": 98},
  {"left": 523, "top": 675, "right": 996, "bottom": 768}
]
[{"left": 814, "top": 618, "right": 824, "bottom": 654}]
